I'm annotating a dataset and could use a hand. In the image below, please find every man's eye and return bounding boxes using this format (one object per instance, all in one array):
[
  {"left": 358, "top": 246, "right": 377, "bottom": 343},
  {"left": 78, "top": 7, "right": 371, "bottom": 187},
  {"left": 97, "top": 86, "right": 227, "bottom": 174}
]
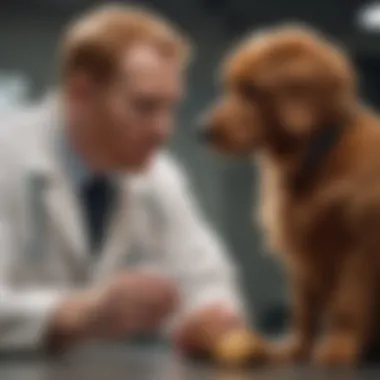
[{"left": 136, "top": 98, "right": 159, "bottom": 113}]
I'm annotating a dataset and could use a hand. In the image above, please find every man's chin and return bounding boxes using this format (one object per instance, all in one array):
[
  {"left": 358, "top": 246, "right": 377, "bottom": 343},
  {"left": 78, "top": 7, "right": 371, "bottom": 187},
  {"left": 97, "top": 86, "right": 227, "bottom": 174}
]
[{"left": 119, "top": 154, "right": 156, "bottom": 174}]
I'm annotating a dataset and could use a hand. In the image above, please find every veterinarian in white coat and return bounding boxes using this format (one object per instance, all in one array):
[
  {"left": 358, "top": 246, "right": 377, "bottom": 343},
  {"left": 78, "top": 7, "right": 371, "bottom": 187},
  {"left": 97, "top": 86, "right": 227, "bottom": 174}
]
[{"left": 0, "top": 6, "right": 245, "bottom": 353}]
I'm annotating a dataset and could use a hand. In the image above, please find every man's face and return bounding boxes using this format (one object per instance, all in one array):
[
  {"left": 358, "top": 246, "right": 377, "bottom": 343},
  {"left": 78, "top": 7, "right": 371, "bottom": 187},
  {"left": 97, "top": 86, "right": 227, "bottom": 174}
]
[{"left": 77, "top": 44, "right": 184, "bottom": 172}]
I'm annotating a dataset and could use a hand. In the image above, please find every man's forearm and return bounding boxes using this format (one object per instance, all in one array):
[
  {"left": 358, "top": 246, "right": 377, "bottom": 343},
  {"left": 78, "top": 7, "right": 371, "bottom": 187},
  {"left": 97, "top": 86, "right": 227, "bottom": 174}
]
[{"left": 47, "top": 272, "right": 180, "bottom": 352}]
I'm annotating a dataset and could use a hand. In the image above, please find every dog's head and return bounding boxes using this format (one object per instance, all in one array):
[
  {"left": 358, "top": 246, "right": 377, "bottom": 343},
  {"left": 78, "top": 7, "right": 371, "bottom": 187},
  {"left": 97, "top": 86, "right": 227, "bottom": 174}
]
[{"left": 201, "top": 25, "right": 357, "bottom": 156}]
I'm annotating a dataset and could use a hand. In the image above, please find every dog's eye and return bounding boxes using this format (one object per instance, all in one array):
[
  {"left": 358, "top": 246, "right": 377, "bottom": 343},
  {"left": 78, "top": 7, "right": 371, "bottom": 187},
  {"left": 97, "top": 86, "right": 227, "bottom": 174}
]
[
  {"left": 286, "top": 82, "right": 307, "bottom": 96},
  {"left": 239, "top": 82, "right": 260, "bottom": 100},
  {"left": 282, "top": 78, "right": 313, "bottom": 98}
]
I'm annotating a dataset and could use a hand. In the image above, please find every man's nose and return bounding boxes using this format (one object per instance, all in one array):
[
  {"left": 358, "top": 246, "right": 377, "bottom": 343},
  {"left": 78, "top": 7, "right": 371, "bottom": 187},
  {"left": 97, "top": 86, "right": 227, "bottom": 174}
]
[{"left": 154, "top": 121, "right": 171, "bottom": 141}]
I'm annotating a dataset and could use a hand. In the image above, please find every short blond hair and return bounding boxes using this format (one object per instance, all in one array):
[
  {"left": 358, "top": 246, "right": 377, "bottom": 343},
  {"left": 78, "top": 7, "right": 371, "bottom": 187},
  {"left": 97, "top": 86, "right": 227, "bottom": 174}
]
[{"left": 60, "top": 4, "right": 191, "bottom": 83}]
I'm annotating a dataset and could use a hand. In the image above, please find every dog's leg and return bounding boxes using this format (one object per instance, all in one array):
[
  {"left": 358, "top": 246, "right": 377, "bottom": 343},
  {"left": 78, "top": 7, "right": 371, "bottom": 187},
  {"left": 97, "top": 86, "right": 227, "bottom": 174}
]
[
  {"left": 312, "top": 252, "right": 376, "bottom": 367},
  {"left": 271, "top": 271, "right": 322, "bottom": 364}
]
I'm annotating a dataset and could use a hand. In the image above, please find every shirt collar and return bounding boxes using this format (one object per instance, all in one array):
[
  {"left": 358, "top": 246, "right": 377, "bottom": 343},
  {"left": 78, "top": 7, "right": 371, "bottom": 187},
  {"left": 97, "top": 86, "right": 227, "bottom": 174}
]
[
  {"left": 60, "top": 131, "right": 92, "bottom": 188},
  {"left": 59, "top": 130, "right": 124, "bottom": 189}
]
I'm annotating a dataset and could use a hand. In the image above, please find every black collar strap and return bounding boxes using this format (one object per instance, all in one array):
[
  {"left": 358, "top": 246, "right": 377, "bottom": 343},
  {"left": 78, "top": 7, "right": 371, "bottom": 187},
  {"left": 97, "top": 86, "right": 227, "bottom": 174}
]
[{"left": 292, "top": 123, "right": 345, "bottom": 193}]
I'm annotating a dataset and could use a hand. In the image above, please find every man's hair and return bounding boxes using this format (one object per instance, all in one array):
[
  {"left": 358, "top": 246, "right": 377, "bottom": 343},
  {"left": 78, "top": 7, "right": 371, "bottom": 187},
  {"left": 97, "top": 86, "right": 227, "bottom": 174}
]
[{"left": 60, "top": 4, "right": 192, "bottom": 83}]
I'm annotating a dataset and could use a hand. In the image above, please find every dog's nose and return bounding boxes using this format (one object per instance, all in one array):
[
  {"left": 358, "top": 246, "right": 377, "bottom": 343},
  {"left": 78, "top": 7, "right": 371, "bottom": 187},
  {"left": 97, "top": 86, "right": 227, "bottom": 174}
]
[{"left": 198, "top": 126, "right": 215, "bottom": 143}]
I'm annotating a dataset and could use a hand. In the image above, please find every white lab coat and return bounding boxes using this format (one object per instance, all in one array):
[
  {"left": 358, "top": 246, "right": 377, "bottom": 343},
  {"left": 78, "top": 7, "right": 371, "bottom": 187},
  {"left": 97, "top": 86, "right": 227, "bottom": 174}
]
[{"left": 0, "top": 97, "right": 244, "bottom": 350}]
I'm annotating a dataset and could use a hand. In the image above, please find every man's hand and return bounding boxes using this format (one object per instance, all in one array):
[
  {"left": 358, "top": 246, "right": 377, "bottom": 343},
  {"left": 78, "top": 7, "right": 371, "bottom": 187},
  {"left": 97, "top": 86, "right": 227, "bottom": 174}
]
[
  {"left": 48, "top": 272, "right": 179, "bottom": 351},
  {"left": 172, "top": 304, "right": 244, "bottom": 356},
  {"left": 173, "top": 304, "right": 268, "bottom": 366},
  {"left": 90, "top": 272, "right": 179, "bottom": 338}
]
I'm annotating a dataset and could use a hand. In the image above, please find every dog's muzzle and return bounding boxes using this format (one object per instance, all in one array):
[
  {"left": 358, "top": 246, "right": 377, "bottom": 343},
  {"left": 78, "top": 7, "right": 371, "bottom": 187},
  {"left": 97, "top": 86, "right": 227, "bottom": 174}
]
[{"left": 197, "top": 123, "right": 223, "bottom": 144}]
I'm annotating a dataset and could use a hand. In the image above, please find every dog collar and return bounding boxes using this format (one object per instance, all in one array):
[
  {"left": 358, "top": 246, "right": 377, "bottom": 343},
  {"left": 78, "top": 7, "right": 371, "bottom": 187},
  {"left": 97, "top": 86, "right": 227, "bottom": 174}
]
[{"left": 293, "top": 123, "right": 345, "bottom": 193}]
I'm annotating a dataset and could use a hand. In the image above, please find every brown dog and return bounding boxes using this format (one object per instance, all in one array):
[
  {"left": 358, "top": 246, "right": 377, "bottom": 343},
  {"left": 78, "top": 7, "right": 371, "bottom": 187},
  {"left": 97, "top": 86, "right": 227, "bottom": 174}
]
[{"left": 202, "top": 25, "right": 380, "bottom": 366}]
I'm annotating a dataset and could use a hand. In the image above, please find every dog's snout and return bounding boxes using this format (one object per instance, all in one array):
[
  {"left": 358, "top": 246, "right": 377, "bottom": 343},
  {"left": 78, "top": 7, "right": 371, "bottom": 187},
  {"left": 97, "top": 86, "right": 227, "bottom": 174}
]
[
  {"left": 196, "top": 110, "right": 225, "bottom": 145},
  {"left": 196, "top": 113, "right": 216, "bottom": 143},
  {"left": 198, "top": 126, "right": 216, "bottom": 143}
]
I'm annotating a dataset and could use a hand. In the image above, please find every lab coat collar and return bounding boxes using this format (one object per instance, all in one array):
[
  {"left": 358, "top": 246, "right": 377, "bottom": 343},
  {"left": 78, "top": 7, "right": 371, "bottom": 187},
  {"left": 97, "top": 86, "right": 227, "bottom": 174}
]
[{"left": 25, "top": 95, "right": 135, "bottom": 277}]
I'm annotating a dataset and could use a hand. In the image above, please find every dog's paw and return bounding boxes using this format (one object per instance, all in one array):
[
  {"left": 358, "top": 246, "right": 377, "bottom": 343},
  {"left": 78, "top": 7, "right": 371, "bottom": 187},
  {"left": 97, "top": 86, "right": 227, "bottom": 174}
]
[
  {"left": 312, "top": 335, "right": 359, "bottom": 367},
  {"left": 269, "top": 335, "right": 311, "bottom": 365}
]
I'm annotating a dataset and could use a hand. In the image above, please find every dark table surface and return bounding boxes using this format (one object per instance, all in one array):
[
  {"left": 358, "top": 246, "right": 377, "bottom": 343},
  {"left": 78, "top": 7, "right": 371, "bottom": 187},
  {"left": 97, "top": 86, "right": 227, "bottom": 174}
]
[{"left": 1, "top": 344, "right": 380, "bottom": 380}]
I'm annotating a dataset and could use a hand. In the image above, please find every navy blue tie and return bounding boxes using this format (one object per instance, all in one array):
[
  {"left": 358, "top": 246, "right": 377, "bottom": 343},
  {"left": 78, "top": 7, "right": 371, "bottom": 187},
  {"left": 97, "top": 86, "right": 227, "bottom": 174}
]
[{"left": 80, "top": 176, "right": 116, "bottom": 254}]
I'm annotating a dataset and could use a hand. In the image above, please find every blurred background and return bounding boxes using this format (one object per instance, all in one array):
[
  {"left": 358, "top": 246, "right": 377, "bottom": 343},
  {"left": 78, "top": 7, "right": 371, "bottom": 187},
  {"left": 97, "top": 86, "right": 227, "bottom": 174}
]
[{"left": 0, "top": 0, "right": 378, "bottom": 331}]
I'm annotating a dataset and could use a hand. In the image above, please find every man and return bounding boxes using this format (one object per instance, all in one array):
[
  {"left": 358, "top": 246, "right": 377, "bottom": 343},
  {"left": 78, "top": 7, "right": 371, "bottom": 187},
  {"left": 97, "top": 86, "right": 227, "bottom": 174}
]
[{"left": 0, "top": 5, "right": 246, "bottom": 354}]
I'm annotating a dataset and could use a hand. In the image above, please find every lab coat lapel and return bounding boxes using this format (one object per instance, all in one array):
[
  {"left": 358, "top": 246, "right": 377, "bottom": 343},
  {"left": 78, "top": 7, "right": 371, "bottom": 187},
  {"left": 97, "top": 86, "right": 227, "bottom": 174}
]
[
  {"left": 32, "top": 100, "right": 89, "bottom": 270},
  {"left": 44, "top": 163, "right": 88, "bottom": 265},
  {"left": 92, "top": 176, "right": 134, "bottom": 283}
]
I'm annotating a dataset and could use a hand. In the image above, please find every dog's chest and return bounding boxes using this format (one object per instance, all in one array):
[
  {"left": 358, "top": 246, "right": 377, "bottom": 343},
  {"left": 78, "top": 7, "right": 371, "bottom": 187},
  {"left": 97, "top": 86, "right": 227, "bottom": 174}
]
[{"left": 258, "top": 164, "right": 352, "bottom": 260}]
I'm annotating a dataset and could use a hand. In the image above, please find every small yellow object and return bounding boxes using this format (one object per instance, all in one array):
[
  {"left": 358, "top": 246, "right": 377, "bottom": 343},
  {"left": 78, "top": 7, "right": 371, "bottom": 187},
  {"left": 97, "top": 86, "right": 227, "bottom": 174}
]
[{"left": 213, "top": 329, "right": 262, "bottom": 367}]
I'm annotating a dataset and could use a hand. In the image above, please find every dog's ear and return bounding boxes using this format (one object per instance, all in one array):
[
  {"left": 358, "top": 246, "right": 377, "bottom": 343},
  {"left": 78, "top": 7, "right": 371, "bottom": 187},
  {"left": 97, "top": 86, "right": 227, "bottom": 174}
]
[
  {"left": 324, "top": 59, "right": 357, "bottom": 127},
  {"left": 276, "top": 60, "right": 356, "bottom": 135},
  {"left": 275, "top": 82, "right": 318, "bottom": 135}
]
